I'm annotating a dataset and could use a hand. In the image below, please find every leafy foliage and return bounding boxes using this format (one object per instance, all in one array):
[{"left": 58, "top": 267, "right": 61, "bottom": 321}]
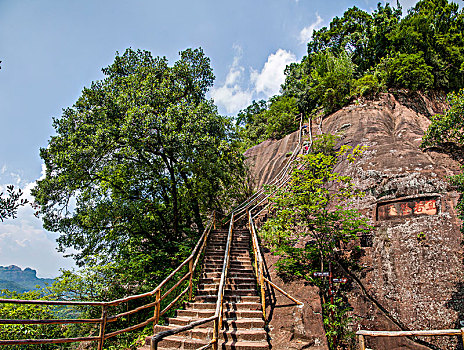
[
  {"left": 0, "top": 185, "right": 28, "bottom": 221},
  {"left": 323, "top": 298, "right": 355, "bottom": 350},
  {"left": 422, "top": 89, "right": 464, "bottom": 231},
  {"left": 351, "top": 74, "right": 382, "bottom": 98},
  {"left": 259, "top": 136, "right": 370, "bottom": 348},
  {"left": 422, "top": 89, "right": 464, "bottom": 148},
  {"left": 376, "top": 52, "right": 434, "bottom": 91},
  {"left": 237, "top": 0, "right": 464, "bottom": 151},
  {"left": 260, "top": 140, "right": 369, "bottom": 278},
  {"left": 32, "top": 48, "right": 246, "bottom": 303},
  {"left": 237, "top": 96, "right": 299, "bottom": 150}
]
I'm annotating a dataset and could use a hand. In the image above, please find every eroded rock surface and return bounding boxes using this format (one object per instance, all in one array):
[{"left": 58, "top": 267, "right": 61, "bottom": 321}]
[{"left": 246, "top": 92, "right": 463, "bottom": 350}]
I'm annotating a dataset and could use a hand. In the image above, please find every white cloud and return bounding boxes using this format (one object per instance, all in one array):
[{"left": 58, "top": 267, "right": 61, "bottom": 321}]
[
  {"left": 0, "top": 169, "right": 75, "bottom": 278},
  {"left": 299, "top": 13, "right": 324, "bottom": 44},
  {"left": 212, "top": 46, "right": 297, "bottom": 115},
  {"left": 251, "top": 49, "right": 297, "bottom": 97},
  {"left": 210, "top": 46, "right": 253, "bottom": 114}
]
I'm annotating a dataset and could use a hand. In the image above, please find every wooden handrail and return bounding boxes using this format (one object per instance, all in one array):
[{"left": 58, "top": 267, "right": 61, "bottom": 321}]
[
  {"left": 0, "top": 336, "right": 101, "bottom": 346},
  {"left": 356, "top": 328, "right": 464, "bottom": 350},
  {"left": 0, "top": 215, "right": 215, "bottom": 348},
  {"left": 150, "top": 315, "right": 216, "bottom": 350},
  {"left": 148, "top": 213, "right": 235, "bottom": 350},
  {"left": 1, "top": 115, "right": 306, "bottom": 348}
]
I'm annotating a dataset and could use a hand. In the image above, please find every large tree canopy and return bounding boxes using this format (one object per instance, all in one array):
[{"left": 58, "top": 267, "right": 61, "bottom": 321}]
[
  {"left": 237, "top": 0, "right": 464, "bottom": 150},
  {"left": 33, "top": 48, "right": 246, "bottom": 284}
]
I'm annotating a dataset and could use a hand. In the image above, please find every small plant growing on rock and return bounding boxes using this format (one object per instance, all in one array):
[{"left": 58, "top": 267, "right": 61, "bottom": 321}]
[
  {"left": 417, "top": 231, "right": 427, "bottom": 242},
  {"left": 260, "top": 134, "right": 371, "bottom": 349}
]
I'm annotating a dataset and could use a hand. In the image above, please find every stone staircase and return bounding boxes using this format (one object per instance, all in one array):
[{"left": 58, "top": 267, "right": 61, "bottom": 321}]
[{"left": 140, "top": 228, "right": 269, "bottom": 350}]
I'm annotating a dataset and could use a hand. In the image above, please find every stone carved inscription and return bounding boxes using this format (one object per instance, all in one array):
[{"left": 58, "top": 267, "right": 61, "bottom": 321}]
[{"left": 377, "top": 197, "right": 438, "bottom": 221}]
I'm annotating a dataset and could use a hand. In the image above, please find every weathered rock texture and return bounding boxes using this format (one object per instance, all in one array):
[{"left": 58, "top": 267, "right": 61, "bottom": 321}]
[
  {"left": 246, "top": 92, "right": 464, "bottom": 350},
  {"left": 244, "top": 131, "right": 300, "bottom": 189}
]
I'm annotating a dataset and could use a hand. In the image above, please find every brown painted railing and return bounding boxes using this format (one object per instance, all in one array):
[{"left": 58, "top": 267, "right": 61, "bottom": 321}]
[
  {"left": 0, "top": 215, "right": 215, "bottom": 349},
  {"left": 357, "top": 328, "right": 464, "bottom": 350},
  {"left": 1, "top": 114, "right": 309, "bottom": 349},
  {"left": 150, "top": 212, "right": 235, "bottom": 350},
  {"left": 248, "top": 210, "right": 303, "bottom": 321}
]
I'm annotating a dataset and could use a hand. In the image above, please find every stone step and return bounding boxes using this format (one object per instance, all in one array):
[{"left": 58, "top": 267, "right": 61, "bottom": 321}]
[
  {"left": 200, "top": 271, "right": 255, "bottom": 279},
  {"left": 166, "top": 316, "right": 264, "bottom": 330},
  {"left": 199, "top": 276, "right": 256, "bottom": 284},
  {"left": 203, "top": 259, "right": 251, "bottom": 264},
  {"left": 152, "top": 326, "right": 267, "bottom": 343},
  {"left": 184, "top": 301, "right": 261, "bottom": 311},
  {"left": 199, "top": 283, "right": 256, "bottom": 291},
  {"left": 156, "top": 335, "right": 208, "bottom": 349},
  {"left": 202, "top": 266, "right": 253, "bottom": 273},
  {"left": 221, "top": 340, "right": 269, "bottom": 350},
  {"left": 177, "top": 308, "right": 262, "bottom": 319},
  {"left": 202, "top": 263, "right": 253, "bottom": 269},
  {"left": 196, "top": 289, "right": 257, "bottom": 297},
  {"left": 195, "top": 295, "right": 260, "bottom": 303},
  {"left": 222, "top": 318, "right": 265, "bottom": 330}
]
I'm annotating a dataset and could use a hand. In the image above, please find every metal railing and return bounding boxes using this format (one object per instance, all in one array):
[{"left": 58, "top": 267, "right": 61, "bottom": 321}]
[
  {"left": 0, "top": 114, "right": 310, "bottom": 349},
  {"left": 0, "top": 215, "right": 215, "bottom": 349},
  {"left": 248, "top": 211, "right": 303, "bottom": 321},
  {"left": 150, "top": 212, "right": 235, "bottom": 350},
  {"left": 357, "top": 328, "right": 464, "bottom": 350}
]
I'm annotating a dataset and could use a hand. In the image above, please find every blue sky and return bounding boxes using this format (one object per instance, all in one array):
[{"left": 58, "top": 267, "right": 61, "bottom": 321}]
[{"left": 0, "top": 0, "right": 419, "bottom": 277}]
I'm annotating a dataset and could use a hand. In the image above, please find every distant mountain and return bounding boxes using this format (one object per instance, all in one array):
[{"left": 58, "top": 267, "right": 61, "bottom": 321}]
[{"left": 0, "top": 265, "right": 55, "bottom": 293}]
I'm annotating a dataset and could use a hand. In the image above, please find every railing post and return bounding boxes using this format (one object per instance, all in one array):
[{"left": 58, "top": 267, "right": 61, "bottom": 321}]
[
  {"left": 461, "top": 328, "right": 464, "bottom": 349},
  {"left": 153, "top": 289, "right": 161, "bottom": 333},
  {"left": 212, "top": 318, "right": 219, "bottom": 350},
  {"left": 98, "top": 305, "right": 108, "bottom": 350},
  {"left": 358, "top": 334, "right": 366, "bottom": 350},
  {"left": 151, "top": 337, "right": 157, "bottom": 350},
  {"left": 188, "top": 258, "right": 194, "bottom": 301},
  {"left": 259, "top": 260, "right": 266, "bottom": 320},
  {"left": 213, "top": 210, "right": 216, "bottom": 230}
]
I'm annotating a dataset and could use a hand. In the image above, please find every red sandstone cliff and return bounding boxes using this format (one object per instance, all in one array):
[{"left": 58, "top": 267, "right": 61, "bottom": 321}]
[{"left": 246, "top": 92, "right": 463, "bottom": 350}]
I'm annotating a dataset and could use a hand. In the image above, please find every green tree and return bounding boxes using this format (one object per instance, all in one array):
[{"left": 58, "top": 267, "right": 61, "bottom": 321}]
[
  {"left": 388, "top": 0, "right": 464, "bottom": 90},
  {"left": 237, "top": 96, "right": 299, "bottom": 149},
  {"left": 260, "top": 137, "right": 370, "bottom": 349},
  {"left": 422, "top": 89, "right": 464, "bottom": 149},
  {"left": 32, "top": 48, "right": 245, "bottom": 290},
  {"left": 376, "top": 52, "right": 434, "bottom": 91},
  {"left": 283, "top": 49, "right": 355, "bottom": 115},
  {"left": 0, "top": 185, "right": 28, "bottom": 221}
]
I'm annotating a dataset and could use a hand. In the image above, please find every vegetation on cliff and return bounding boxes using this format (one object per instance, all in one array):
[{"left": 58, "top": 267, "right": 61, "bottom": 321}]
[
  {"left": 422, "top": 89, "right": 464, "bottom": 227},
  {"left": 239, "top": 0, "right": 464, "bottom": 149},
  {"left": 260, "top": 135, "right": 371, "bottom": 349}
]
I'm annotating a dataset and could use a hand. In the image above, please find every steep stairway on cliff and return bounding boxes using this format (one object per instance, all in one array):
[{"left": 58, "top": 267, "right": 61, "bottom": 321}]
[{"left": 140, "top": 227, "right": 269, "bottom": 350}]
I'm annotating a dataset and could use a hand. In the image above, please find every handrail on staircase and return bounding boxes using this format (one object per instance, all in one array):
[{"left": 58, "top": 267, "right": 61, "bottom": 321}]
[
  {"left": 1, "top": 113, "right": 309, "bottom": 349},
  {"left": 356, "top": 328, "right": 464, "bottom": 350},
  {"left": 0, "top": 214, "right": 216, "bottom": 349},
  {"left": 150, "top": 212, "right": 235, "bottom": 350},
  {"left": 248, "top": 211, "right": 303, "bottom": 321}
]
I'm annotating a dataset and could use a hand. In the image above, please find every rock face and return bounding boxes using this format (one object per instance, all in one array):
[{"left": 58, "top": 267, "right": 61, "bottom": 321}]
[
  {"left": 246, "top": 92, "right": 464, "bottom": 349},
  {"left": 244, "top": 131, "right": 300, "bottom": 189}
]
